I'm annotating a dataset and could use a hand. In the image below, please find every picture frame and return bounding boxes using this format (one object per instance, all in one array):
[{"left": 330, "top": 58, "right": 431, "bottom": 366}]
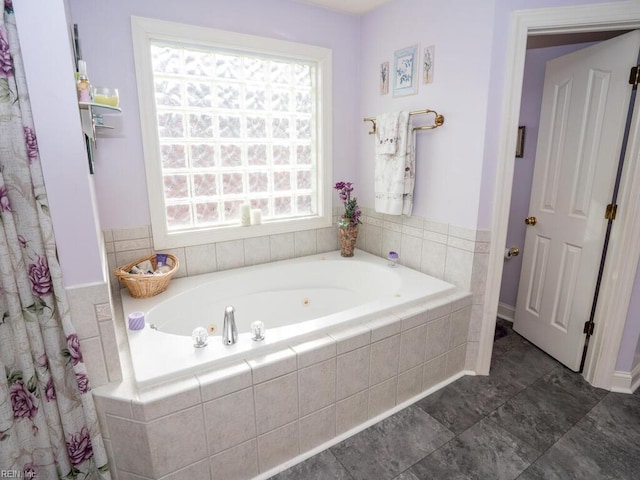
[
  {"left": 423, "top": 45, "right": 435, "bottom": 84},
  {"left": 393, "top": 45, "right": 419, "bottom": 97},
  {"left": 380, "top": 61, "right": 389, "bottom": 95},
  {"left": 516, "top": 126, "right": 526, "bottom": 158}
]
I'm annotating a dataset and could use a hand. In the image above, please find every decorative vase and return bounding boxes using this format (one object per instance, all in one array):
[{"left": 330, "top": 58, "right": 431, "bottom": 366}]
[{"left": 338, "top": 225, "right": 358, "bottom": 257}]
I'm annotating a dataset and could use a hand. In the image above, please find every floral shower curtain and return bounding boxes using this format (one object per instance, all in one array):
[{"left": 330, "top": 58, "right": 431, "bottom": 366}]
[{"left": 0, "top": 2, "right": 110, "bottom": 479}]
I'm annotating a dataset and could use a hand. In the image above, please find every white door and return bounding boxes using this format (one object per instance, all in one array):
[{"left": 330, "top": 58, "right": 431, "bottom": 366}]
[{"left": 514, "top": 31, "right": 640, "bottom": 371}]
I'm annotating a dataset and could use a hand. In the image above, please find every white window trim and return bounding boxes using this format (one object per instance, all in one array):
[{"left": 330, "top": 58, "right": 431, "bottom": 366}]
[{"left": 131, "top": 16, "right": 333, "bottom": 249}]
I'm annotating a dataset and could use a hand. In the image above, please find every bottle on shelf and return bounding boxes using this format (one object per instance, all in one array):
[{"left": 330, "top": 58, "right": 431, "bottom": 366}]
[{"left": 76, "top": 59, "right": 92, "bottom": 103}]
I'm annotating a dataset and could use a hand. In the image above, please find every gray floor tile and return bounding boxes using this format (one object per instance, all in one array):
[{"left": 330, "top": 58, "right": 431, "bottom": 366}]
[
  {"left": 490, "top": 342, "right": 559, "bottom": 389},
  {"left": 410, "top": 417, "right": 537, "bottom": 480},
  {"left": 416, "top": 373, "right": 521, "bottom": 434},
  {"left": 393, "top": 470, "right": 420, "bottom": 480},
  {"left": 520, "top": 413, "right": 640, "bottom": 480},
  {"left": 584, "top": 391, "right": 640, "bottom": 445},
  {"left": 538, "top": 365, "right": 608, "bottom": 407},
  {"left": 488, "top": 374, "right": 594, "bottom": 452},
  {"left": 270, "top": 450, "right": 353, "bottom": 480},
  {"left": 330, "top": 406, "right": 454, "bottom": 480}
]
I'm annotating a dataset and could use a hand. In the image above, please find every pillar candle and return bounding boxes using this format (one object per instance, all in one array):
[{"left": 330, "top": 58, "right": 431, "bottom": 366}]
[
  {"left": 250, "top": 209, "right": 262, "bottom": 225},
  {"left": 240, "top": 204, "right": 251, "bottom": 226}
]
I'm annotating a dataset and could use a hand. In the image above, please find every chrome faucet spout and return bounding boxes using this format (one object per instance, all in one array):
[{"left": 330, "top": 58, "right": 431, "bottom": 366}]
[{"left": 223, "top": 305, "right": 238, "bottom": 345}]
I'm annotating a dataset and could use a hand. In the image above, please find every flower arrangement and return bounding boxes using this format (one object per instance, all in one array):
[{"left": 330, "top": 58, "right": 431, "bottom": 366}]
[{"left": 334, "top": 181, "right": 362, "bottom": 228}]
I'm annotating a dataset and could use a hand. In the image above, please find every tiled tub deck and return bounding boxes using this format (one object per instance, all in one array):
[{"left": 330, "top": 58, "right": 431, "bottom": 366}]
[{"left": 93, "top": 290, "right": 472, "bottom": 480}]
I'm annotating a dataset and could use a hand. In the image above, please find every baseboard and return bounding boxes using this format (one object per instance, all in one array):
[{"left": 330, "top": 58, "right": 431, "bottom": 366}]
[
  {"left": 610, "top": 363, "right": 640, "bottom": 393},
  {"left": 497, "top": 302, "right": 515, "bottom": 322}
]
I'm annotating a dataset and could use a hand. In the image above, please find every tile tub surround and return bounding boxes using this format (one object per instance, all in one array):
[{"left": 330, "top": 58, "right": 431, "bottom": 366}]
[
  {"left": 92, "top": 290, "right": 472, "bottom": 479},
  {"left": 103, "top": 211, "right": 489, "bottom": 367}
]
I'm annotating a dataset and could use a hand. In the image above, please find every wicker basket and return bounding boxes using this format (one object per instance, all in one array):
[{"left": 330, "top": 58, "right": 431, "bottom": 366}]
[{"left": 114, "top": 253, "right": 179, "bottom": 299}]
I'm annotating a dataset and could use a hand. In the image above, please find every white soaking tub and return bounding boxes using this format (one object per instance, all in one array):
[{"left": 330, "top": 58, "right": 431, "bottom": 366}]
[{"left": 121, "top": 249, "right": 457, "bottom": 387}]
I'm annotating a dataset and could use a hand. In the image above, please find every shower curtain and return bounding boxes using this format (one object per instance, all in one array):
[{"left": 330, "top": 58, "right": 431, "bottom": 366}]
[{"left": 0, "top": 1, "right": 110, "bottom": 478}]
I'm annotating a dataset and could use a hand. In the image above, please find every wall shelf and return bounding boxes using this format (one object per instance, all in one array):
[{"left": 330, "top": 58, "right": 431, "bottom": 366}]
[{"left": 79, "top": 101, "right": 121, "bottom": 174}]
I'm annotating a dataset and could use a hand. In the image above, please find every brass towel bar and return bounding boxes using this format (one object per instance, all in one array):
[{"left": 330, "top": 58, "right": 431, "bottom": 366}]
[{"left": 363, "top": 109, "right": 445, "bottom": 135}]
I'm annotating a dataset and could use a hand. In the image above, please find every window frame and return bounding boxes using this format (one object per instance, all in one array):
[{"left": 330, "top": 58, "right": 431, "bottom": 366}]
[{"left": 131, "top": 16, "right": 333, "bottom": 249}]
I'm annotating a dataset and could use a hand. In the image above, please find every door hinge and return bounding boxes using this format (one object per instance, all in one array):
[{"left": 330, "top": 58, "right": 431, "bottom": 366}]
[
  {"left": 630, "top": 65, "right": 640, "bottom": 90},
  {"left": 605, "top": 203, "right": 617, "bottom": 221},
  {"left": 583, "top": 321, "right": 595, "bottom": 336}
]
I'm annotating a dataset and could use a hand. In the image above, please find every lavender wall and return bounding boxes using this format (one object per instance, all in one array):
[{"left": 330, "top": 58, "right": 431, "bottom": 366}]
[
  {"left": 358, "top": 0, "right": 494, "bottom": 228},
  {"left": 67, "top": 0, "right": 360, "bottom": 229}
]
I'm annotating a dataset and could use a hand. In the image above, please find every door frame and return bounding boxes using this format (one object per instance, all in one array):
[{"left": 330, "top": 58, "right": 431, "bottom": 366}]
[{"left": 481, "top": 1, "right": 640, "bottom": 389}]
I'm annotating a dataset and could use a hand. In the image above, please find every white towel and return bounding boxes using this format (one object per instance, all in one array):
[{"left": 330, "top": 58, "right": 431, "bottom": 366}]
[
  {"left": 374, "top": 111, "right": 415, "bottom": 216},
  {"left": 375, "top": 112, "right": 400, "bottom": 154}
]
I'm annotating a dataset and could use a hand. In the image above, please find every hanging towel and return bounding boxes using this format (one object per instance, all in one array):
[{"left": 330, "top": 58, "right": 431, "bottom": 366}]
[
  {"left": 374, "top": 111, "right": 416, "bottom": 216},
  {"left": 375, "top": 112, "right": 401, "bottom": 154}
]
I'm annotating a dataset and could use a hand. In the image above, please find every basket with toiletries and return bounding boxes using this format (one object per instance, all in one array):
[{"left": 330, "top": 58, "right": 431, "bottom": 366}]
[{"left": 114, "top": 253, "right": 179, "bottom": 298}]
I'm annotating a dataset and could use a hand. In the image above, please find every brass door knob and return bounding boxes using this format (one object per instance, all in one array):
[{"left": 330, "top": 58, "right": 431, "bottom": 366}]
[{"left": 525, "top": 216, "right": 537, "bottom": 226}]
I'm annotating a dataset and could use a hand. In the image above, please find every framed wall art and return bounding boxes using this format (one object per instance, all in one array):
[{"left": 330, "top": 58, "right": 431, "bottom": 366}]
[
  {"left": 423, "top": 45, "right": 435, "bottom": 84},
  {"left": 380, "top": 61, "right": 389, "bottom": 95},
  {"left": 393, "top": 44, "right": 418, "bottom": 97}
]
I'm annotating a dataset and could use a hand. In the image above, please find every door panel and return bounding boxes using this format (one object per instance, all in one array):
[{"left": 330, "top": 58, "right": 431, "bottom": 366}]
[{"left": 514, "top": 30, "right": 640, "bottom": 371}]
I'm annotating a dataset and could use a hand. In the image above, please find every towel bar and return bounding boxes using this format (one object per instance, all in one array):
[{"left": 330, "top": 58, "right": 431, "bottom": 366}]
[{"left": 363, "top": 109, "right": 445, "bottom": 135}]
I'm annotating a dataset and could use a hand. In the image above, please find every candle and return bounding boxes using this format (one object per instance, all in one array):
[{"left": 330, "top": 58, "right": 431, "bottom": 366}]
[
  {"left": 240, "top": 204, "right": 251, "bottom": 226},
  {"left": 128, "top": 311, "right": 145, "bottom": 330},
  {"left": 250, "top": 209, "right": 262, "bottom": 225}
]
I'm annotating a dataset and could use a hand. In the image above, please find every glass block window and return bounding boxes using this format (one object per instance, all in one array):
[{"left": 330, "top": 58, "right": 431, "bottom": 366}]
[
  {"left": 132, "top": 17, "right": 332, "bottom": 247},
  {"left": 150, "top": 42, "right": 318, "bottom": 231}
]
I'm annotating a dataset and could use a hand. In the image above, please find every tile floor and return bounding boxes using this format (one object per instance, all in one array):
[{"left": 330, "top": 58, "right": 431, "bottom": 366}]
[{"left": 271, "top": 320, "right": 640, "bottom": 480}]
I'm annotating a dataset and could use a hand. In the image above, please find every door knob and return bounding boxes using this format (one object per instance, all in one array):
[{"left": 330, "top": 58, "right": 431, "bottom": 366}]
[{"left": 525, "top": 216, "right": 537, "bottom": 226}]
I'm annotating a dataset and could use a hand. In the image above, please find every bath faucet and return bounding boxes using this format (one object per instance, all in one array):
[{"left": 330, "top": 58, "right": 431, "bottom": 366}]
[{"left": 223, "top": 305, "right": 238, "bottom": 345}]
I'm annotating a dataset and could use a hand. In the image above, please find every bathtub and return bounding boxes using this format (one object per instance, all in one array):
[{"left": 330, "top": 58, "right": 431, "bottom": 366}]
[{"left": 121, "top": 249, "right": 457, "bottom": 387}]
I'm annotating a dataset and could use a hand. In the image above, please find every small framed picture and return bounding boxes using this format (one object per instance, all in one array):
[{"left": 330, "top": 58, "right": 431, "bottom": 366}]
[
  {"left": 516, "top": 126, "right": 526, "bottom": 158},
  {"left": 380, "top": 61, "right": 389, "bottom": 95},
  {"left": 393, "top": 45, "right": 419, "bottom": 97},
  {"left": 423, "top": 45, "right": 435, "bottom": 84}
]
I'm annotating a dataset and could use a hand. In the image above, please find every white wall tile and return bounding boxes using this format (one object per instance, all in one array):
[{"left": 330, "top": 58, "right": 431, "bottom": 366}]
[
  {"left": 421, "top": 239, "right": 447, "bottom": 279},
  {"left": 298, "top": 405, "right": 336, "bottom": 453},
  {"left": 397, "top": 364, "right": 423, "bottom": 403},
  {"left": 248, "top": 348, "right": 297, "bottom": 384},
  {"left": 336, "top": 390, "right": 368, "bottom": 435},
  {"left": 425, "top": 316, "right": 451, "bottom": 362},
  {"left": 243, "top": 235, "right": 271, "bottom": 266},
  {"left": 210, "top": 439, "right": 258, "bottom": 480},
  {"left": 294, "top": 230, "right": 317, "bottom": 257},
  {"left": 369, "top": 334, "right": 400, "bottom": 386},
  {"left": 336, "top": 345, "right": 370, "bottom": 400},
  {"left": 204, "top": 387, "right": 256, "bottom": 455},
  {"left": 185, "top": 243, "right": 217, "bottom": 276},
  {"left": 423, "top": 354, "right": 448, "bottom": 390},
  {"left": 197, "top": 362, "right": 252, "bottom": 402},
  {"left": 298, "top": 358, "right": 336, "bottom": 416},
  {"left": 215, "top": 240, "right": 245, "bottom": 271},
  {"left": 270, "top": 233, "right": 295, "bottom": 261},
  {"left": 368, "top": 376, "right": 397, "bottom": 418},
  {"left": 291, "top": 335, "right": 336, "bottom": 369},
  {"left": 399, "top": 324, "right": 427, "bottom": 372},
  {"left": 257, "top": 421, "right": 299, "bottom": 472},
  {"left": 254, "top": 372, "right": 298, "bottom": 435}
]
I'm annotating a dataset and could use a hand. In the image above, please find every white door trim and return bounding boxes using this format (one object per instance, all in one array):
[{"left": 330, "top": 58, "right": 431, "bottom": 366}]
[{"left": 481, "top": 1, "right": 640, "bottom": 389}]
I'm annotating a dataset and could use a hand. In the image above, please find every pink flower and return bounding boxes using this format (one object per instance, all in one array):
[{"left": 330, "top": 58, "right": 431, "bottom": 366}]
[
  {"left": 66, "top": 427, "right": 93, "bottom": 466},
  {"left": 37, "top": 353, "right": 48, "bottom": 367},
  {"left": 0, "top": 186, "right": 11, "bottom": 212},
  {"left": 0, "top": 26, "right": 12, "bottom": 78},
  {"left": 44, "top": 377, "right": 55, "bottom": 402},
  {"left": 66, "top": 334, "right": 83, "bottom": 365},
  {"left": 23, "top": 126, "right": 39, "bottom": 163},
  {"left": 10, "top": 381, "right": 38, "bottom": 420},
  {"left": 75, "top": 373, "right": 90, "bottom": 394},
  {"left": 28, "top": 255, "right": 52, "bottom": 297}
]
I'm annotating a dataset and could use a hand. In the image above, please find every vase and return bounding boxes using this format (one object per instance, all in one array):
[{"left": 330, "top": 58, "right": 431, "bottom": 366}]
[{"left": 338, "top": 225, "right": 358, "bottom": 257}]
